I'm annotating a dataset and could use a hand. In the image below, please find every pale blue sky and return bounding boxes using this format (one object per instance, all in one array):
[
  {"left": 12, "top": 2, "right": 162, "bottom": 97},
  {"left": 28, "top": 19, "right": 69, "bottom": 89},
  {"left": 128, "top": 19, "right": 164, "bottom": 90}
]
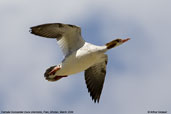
[{"left": 0, "top": 0, "right": 171, "bottom": 114}]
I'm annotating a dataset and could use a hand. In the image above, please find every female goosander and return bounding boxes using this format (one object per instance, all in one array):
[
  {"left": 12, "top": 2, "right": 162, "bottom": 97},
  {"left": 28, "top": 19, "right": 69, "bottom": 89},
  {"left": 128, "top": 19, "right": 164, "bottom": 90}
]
[{"left": 30, "top": 23, "right": 130, "bottom": 103}]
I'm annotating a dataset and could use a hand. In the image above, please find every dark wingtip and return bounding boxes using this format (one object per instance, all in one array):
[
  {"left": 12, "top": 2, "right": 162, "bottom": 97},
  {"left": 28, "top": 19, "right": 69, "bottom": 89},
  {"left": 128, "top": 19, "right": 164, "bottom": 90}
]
[
  {"left": 90, "top": 93, "right": 100, "bottom": 103},
  {"left": 94, "top": 97, "right": 100, "bottom": 103},
  {"left": 29, "top": 24, "right": 42, "bottom": 34},
  {"left": 29, "top": 27, "right": 33, "bottom": 33},
  {"left": 92, "top": 98, "right": 100, "bottom": 103},
  {"left": 29, "top": 26, "right": 36, "bottom": 35}
]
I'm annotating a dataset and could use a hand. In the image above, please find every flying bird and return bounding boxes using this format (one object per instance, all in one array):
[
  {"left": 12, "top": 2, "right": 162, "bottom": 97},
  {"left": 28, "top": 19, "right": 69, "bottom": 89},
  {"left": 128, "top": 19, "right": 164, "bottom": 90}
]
[{"left": 30, "top": 23, "right": 130, "bottom": 103}]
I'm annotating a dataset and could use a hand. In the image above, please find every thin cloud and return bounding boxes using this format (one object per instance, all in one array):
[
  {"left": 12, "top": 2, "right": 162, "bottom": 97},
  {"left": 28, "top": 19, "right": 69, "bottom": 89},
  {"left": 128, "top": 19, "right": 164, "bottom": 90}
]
[{"left": 0, "top": 0, "right": 171, "bottom": 114}]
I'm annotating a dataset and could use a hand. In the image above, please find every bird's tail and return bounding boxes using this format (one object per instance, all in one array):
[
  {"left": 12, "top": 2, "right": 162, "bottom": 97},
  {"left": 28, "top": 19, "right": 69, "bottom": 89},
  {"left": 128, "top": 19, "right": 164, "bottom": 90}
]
[
  {"left": 44, "top": 66, "right": 67, "bottom": 82},
  {"left": 44, "top": 66, "right": 56, "bottom": 77}
]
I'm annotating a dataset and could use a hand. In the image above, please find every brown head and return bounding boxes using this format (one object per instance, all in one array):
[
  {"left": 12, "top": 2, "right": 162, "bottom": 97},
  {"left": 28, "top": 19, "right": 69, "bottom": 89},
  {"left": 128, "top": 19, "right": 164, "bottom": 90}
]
[{"left": 106, "top": 38, "right": 130, "bottom": 49}]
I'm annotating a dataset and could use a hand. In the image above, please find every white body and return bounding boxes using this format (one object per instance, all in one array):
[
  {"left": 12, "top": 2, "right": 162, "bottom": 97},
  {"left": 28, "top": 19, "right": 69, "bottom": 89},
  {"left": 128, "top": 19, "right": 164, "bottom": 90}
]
[{"left": 56, "top": 42, "right": 107, "bottom": 76}]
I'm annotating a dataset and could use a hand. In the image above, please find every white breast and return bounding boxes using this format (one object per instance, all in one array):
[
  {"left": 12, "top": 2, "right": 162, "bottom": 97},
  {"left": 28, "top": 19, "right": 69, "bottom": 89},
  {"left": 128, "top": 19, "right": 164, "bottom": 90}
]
[{"left": 56, "top": 42, "right": 107, "bottom": 75}]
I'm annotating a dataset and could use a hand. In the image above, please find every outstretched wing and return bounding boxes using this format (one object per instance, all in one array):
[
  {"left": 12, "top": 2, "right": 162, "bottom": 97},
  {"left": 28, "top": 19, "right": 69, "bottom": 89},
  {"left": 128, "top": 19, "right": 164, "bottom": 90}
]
[
  {"left": 84, "top": 55, "right": 108, "bottom": 103},
  {"left": 30, "top": 23, "right": 85, "bottom": 56}
]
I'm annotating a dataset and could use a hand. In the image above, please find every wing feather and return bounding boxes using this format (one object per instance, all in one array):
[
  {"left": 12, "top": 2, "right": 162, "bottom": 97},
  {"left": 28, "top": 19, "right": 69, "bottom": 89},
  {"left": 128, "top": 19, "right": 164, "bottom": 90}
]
[
  {"left": 30, "top": 23, "right": 85, "bottom": 56},
  {"left": 84, "top": 55, "right": 108, "bottom": 103}
]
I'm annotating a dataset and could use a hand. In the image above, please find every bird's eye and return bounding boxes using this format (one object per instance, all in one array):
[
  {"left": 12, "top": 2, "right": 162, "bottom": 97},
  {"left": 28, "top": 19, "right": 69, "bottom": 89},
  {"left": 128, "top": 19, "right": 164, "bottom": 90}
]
[{"left": 115, "top": 39, "right": 121, "bottom": 43}]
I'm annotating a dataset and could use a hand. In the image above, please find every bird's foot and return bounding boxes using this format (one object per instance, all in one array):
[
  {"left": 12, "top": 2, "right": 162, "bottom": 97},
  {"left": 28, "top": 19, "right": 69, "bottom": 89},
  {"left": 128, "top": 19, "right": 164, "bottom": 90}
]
[
  {"left": 52, "top": 75, "right": 68, "bottom": 81},
  {"left": 46, "top": 75, "right": 68, "bottom": 82},
  {"left": 44, "top": 66, "right": 60, "bottom": 78},
  {"left": 48, "top": 66, "right": 60, "bottom": 75},
  {"left": 44, "top": 66, "right": 68, "bottom": 82}
]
